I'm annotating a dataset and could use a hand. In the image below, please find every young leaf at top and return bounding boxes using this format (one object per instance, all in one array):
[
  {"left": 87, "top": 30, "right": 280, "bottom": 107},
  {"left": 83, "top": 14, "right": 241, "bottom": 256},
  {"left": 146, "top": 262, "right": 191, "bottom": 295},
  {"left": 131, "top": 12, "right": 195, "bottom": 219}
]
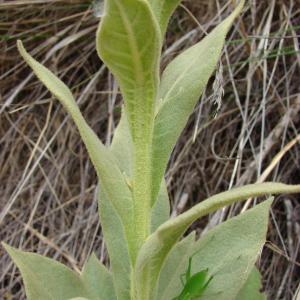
[
  {"left": 191, "top": 200, "right": 271, "bottom": 300},
  {"left": 135, "top": 183, "right": 300, "bottom": 300},
  {"left": 97, "top": 0, "right": 160, "bottom": 141},
  {"left": 151, "top": 0, "right": 245, "bottom": 205},
  {"left": 17, "top": 41, "right": 136, "bottom": 261},
  {"left": 97, "top": 0, "right": 162, "bottom": 248},
  {"left": 148, "top": 0, "right": 182, "bottom": 37}
]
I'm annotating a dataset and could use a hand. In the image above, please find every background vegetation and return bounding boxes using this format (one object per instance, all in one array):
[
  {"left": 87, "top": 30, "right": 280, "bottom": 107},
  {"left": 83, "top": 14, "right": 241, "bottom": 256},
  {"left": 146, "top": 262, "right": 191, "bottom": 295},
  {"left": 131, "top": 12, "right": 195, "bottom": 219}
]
[{"left": 0, "top": 0, "right": 299, "bottom": 299}]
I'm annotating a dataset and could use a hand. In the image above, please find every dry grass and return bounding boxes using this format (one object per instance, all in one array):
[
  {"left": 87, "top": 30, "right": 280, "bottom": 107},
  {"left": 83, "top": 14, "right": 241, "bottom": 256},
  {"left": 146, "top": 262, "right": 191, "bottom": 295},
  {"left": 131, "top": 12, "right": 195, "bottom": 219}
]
[{"left": 0, "top": 0, "right": 300, "bottom": 299}]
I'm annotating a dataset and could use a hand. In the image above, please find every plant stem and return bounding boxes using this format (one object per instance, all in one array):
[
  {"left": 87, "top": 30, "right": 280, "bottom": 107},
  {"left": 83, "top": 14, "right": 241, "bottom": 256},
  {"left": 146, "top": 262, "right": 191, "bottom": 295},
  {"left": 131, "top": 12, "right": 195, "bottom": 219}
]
[{"left": 131, "top": 100, "right": 154, "bottom": 261}]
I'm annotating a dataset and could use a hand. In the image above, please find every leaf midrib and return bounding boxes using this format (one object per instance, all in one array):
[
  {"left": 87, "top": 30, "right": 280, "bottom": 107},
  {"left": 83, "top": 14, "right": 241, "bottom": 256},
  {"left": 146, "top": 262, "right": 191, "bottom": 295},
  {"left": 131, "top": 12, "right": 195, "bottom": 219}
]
[
  {"left": 114, "top": 0, "right": 145, "bottom": 87},
  {"left": 158, "top": 45, "right": 202, "bottom": 111}
]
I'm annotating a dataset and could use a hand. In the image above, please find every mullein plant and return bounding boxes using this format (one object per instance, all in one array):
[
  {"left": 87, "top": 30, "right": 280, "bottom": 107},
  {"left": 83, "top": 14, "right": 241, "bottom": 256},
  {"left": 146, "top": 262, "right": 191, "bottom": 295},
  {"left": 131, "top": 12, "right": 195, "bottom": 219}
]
[{"left": 3, "top": 0, "right": 300, "bottom": 299}]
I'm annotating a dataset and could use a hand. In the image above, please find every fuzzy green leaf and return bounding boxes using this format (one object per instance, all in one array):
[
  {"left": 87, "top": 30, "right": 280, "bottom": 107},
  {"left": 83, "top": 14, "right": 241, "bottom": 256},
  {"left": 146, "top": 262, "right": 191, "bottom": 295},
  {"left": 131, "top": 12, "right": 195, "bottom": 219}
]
[
  {"left": 17, "top": 41, "right": 136, "bottom": 261},
  {"left": 192, "top": 201, "right": 271, "bottom": 300},
  {"left": 135, "top": 183, "right": 300, "bottom": 300},
  {"left": 236, "top": 267, "right": 266, "bottom": 300},
  {"left": 155, "top": 232, "right": 195, "bottom": 300},
  {"left": 97, "top": 0, "right": 161, "bottom": 249},
  {"left": 82, "top": 254, "right": 116, "bottom": 300},
  {"left": 151, "top": 0, "right": 245, "bottom": 205},
  {"left": 148, "top": 0, "right": 182, "bottom": 36},
  {"left": 97, "top": 0, "right": 160, "bottom": 142},
  {"left": 3, "top": 244, "right": 92, "bottom": 300}
]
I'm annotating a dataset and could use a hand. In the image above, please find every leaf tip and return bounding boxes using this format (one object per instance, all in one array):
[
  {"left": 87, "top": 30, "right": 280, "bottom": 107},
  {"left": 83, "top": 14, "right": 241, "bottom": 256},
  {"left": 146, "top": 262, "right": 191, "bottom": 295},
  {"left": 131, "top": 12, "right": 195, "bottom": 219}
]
[
  {"left": 231, "top": 0, "right": 245, "bottom": 21},
  {"left": 17, "top": 40, "right": 31, "bottom": 65},
  {"left": 258, "top": 196, "right": 274, "bottom": 213},
  {"left": 17, "top": 39, "right": 26, "bottom": 56},
  {"left": 1, "top": 242, "right": 17, "bottom": 260},
  {"left": 2, "top": 241, "right": 11, "bottom": 252}
]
